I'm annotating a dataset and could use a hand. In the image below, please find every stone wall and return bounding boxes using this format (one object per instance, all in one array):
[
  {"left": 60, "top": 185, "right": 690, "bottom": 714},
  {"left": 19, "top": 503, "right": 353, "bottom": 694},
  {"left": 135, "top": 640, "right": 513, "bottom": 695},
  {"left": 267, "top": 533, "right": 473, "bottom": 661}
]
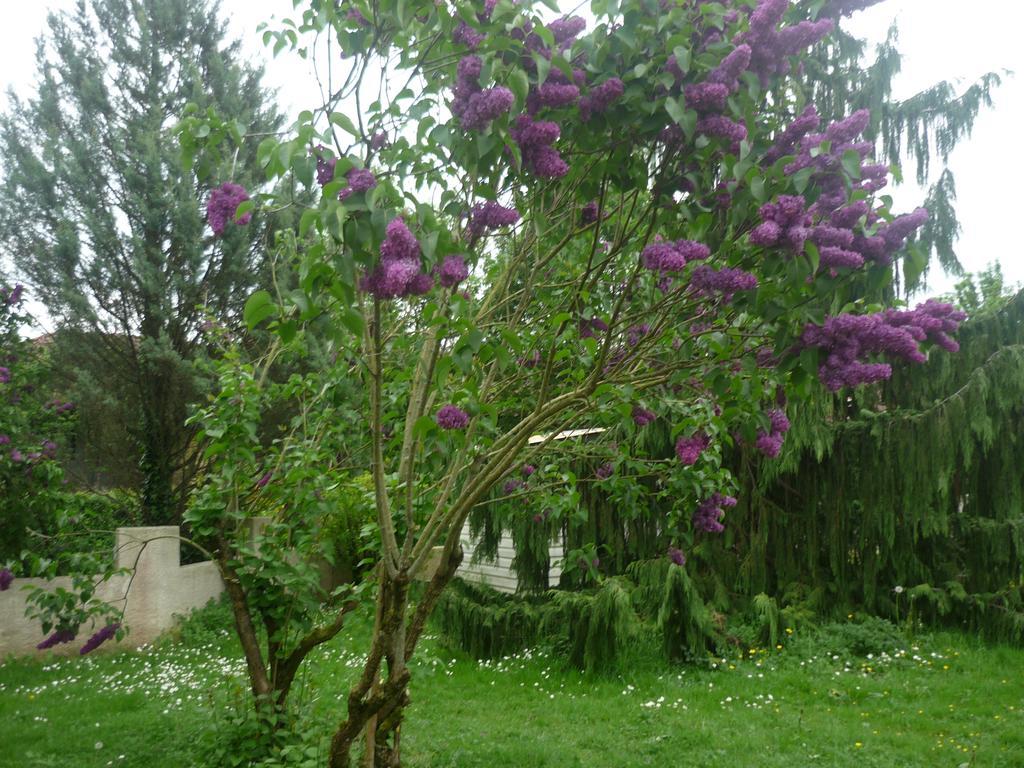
[{"left": 0, "top": 526, "right": 223, "bottom": 657}]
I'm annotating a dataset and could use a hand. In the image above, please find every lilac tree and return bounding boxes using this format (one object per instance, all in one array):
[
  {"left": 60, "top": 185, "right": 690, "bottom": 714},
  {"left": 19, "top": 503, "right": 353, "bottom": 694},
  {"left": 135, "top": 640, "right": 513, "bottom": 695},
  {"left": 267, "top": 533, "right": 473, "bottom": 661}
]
[{"left": 179, "top": 0, "right": 968, "bottom": 764}]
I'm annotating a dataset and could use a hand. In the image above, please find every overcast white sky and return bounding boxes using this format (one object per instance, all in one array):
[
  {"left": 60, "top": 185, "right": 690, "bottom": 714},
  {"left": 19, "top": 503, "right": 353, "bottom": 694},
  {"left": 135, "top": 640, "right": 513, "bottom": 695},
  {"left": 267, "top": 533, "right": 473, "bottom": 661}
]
[{"left": 2, "top": 0, "right": 1021, "bottom": 301}]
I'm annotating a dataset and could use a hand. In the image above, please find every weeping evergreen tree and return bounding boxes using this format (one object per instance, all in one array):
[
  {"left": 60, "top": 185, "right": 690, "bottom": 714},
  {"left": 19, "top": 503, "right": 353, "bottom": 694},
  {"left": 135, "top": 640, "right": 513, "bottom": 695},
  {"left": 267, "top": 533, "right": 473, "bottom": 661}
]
[{"left": 0, "top": 0, "right": 281, "bottom": 521}]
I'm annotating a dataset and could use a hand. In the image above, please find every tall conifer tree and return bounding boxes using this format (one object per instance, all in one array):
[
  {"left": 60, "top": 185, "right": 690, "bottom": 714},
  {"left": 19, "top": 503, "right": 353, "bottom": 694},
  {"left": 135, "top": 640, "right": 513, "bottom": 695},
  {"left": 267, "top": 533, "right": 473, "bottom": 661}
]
[{"left": 0, "top": 0, "right": 281, "bottom": 522}]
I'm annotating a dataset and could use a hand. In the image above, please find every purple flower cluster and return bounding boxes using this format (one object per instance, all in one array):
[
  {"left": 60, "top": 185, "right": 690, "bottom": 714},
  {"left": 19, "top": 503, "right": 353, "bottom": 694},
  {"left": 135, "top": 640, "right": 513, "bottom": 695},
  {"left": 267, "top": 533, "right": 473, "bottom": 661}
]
[
  {"left": 641, "top": 238, "right": 710, "bottom": 273},
  {"left": 527, "top": 82, "right": 580, "bottom": 115},
  {"left": 696, "top": 115, "right": 747, "bottom": 151},
  {"left": 436, "top": 404, "right": 470, "bottom": 430},
  {"left": 338, "top": 167, "right": 377, "bottom": 201},
  {"left": 453, "top": 20, "right": 486, "bottom": 49},
  {"left": 503, "top": 478, "right": 524, "bottom": 494},
  {"left": 580, "top": 201, "right": 600, "bottom": 224},
  {"left": 361, "top": 218, "right": 432, "bottom": 299},
  {"left": 206, "top": 183, "right": 252, "bottom": 237},
  {"left": 692, "top": 493, "right": 736, "bottom": 534},
  {"left": 0, "top": 567, "right": 13, "bottom": 591},
  {"left": 632, "top": 406, "right": 656, "bottom": 427},
  {"left": 738, "top": 0, "right": 833, "bottom": 83},
  {"left": 549, "top": 16, "right": 587, "bottom": 45},
  {"left": 467, "top": 201, "right": 520, "bottom": 241},
  {"left": 579, "top": 78, "right": 624, "bottom": 121},
  {"left": 689, "top": 264, "right": 758, "bottom": 299},
  {"left": 451, "top": 56, "right": 515, "bottom": 131},
  {"left": 510, "top": 115, "right": 569, "bottom": 178},
  {"left": 750, "top": 195, "right": 812, "bottom": 252},
  {"left": 595, "top": 462, "right": 614, "bottom": 480},
  {"left": 1, "top": 284, "right": 24, "bottom": 306},
  {"left": 521, "top": 464, "right": 536, "bottom": 477},
  {"left": 370, "top": 131, "right": 388, "bottom": 150},
  {"left": 315, "top": 145, "right": 336, "bottom": 185},
  {"left": 37, "top": 627, "right": 77, "bottom": 650},
  {"left": 801, "top": 300, "right": 966, "bottom": 390},
  {"left": 763, "top": 106, "right": 820, "bottom": 165},
  {"left": 80, "top": 623, "right": 120, "bottom": 655},
  {"left": 667, "top": 546, "right": 686, "bottom": 567},
  {"left": 675, "top": 432, "right": 710, "bottom": 466},
  {"left": 708, "top": 44, "right": 752, "bottom": 91},
  {"left": 0, "top": 366, "right": 9, "bottom": 384},
  {"left": 755, "top": 408, "right": 790, "bottom": 458},
  {"left": 437, "top": 255, "right": 469, "bottom": 288},
  {"left": 684, "top": 82, "right": 730, "bottom": 113},
  {"left": 579, "top": 316, "right": 609, "bottom": 339}
]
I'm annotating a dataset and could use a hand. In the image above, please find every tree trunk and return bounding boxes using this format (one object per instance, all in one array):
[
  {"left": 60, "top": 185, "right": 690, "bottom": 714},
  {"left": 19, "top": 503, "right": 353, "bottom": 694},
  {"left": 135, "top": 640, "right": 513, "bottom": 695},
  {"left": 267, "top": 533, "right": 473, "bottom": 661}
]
[{"left": 328, "top": 542, "right": 464, "bottom": 768}]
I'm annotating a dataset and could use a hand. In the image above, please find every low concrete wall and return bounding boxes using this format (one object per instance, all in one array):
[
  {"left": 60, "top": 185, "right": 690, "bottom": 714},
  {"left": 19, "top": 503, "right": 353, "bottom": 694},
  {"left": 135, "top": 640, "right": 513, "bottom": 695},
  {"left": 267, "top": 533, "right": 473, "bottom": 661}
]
[{"left": 0, "top": 526, "right": 224, "bottom": 657}]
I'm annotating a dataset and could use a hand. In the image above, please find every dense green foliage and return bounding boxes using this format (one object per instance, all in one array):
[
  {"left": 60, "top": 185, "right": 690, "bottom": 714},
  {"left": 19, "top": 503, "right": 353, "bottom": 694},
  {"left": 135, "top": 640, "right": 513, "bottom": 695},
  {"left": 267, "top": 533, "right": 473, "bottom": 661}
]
[{"left": 0, "top": 0, "right": 282, "bottom": 522}]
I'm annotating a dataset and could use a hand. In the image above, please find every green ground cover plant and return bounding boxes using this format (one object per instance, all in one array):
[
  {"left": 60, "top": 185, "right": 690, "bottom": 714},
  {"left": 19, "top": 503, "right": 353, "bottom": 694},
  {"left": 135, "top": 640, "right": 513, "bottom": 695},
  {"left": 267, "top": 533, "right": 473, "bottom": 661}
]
[{"left": 1, "top": 602, "right": 1021, "bottom": 767}]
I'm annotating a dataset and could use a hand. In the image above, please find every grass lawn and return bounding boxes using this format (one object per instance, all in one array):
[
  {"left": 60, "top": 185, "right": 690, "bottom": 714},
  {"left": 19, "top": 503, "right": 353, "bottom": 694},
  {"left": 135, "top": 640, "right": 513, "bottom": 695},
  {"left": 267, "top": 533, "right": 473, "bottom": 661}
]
[{"left": 2, "top": 607, "right": 1022, "bottom": 767}]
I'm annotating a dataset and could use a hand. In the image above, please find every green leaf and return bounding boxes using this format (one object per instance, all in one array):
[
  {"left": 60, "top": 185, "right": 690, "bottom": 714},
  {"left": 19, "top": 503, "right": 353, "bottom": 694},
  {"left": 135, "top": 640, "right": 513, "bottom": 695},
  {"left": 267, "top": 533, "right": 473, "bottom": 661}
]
[
  {"left": 664, "top": 96, "right": 687, "bottom": 125},
  {"left": 243, "top": 290, "right": 277, "bottom": 329},
  {"left": 750, "top": 176, "right": 766, "bottom": 203},
  {"left": 329, "top": 112, "right": 360, "bottom": 138},
  {"left": 671, "top": 46, "right": 690, "bottom": 75},
  {"left": 841, "top": 149, "right": 862, "bottom": 179}
]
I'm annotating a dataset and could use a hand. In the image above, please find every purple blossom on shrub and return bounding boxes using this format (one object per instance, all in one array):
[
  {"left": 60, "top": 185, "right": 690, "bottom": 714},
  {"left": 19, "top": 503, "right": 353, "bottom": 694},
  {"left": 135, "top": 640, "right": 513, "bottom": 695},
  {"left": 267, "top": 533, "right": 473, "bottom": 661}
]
[
  {"left": 641, "top": 239, "right": 710, "bottom": 272},
  {"left": 0, "top": 366, "right": 9, "bottom": 384},
  {"left": 0, "top": 435, "right": 10, "bottom": 445},
  {"left": 528, "top": 82, "right": 580, "bottom": 114},
  {"left": 503, "top": 478, "right": 524, "bottom": 494},
  {"left": 696, "top": 115, "right": 747, "bottom": 150},
  {"left": 707, "top": 44, "right": 752, "bottom": 90},
  {"left": 548, "top": 16, "right": 586, "bottom": 45},
  {"left": 80, "top": 623, "right": 120, "bottom": 655},
  {"left": 692, "top": 493, "right": 736, "bottom": 534},
  {"left": 632, "top": 406, "right": 656, "bottom": 427},
  {"left": 580, "top": 201, "right": 599, "bottom": 224},
  {"left": 684, "top": 82, "right": 729, "bottom": 113},
  {"left": 338, "top": 167, "right": 377, "bottom": 201},
  {"left": 361, "top": 218, "right": 429, "bottom": 299},
  {"left": 315, "top": 146, "right": 336, "bottom": 185},
  {"left": 10, "top": 449, "right": 23, "bottom": 462},
  {"left": 739, "top": 0, "right": 833, "bottom": 83},
  {"left": 521, "top": 464, "right": 536, "bottom": 477},
  {"left": 689, "top": 265, "right": 757, "bottom": 298},
  {"left": 256, "top": 471, "right": 272, "bottom": 489},
  {"left": 37, "top": 628, "right": 77, "bottom": 650},
  {"left": 0, "top": 568, "right": 13, "bottom": 591},
  {"left": 438, "top": 255, "right": 469, "bottom": 288},
  {"left": 801, "top": 301, "right": 966, "bottom": 390},
  {"left": 510, "top": 115, "right": 568, "bottom": 178},
  {"left": 370, "top": 131, "right": 388, "bottom": 150},
  {"left": 407, "top": 273, "right": 435, "bottom": 295},
  {"left": 579, "top": 78, "right": 624, "bottom": 121},
  {"left": 467, "top": 201, "right": 520, "bottom": 241},
  {"left": 578, "top": 316, "right": 609, "bottom": 339},
  {"left": 595, "top": 463, "right": 614, "bottom": 480},
  {"left": 1, "top": 284, "right": 24, "bottom": 306},
  {"left": 206, "top": 183, "right": 252, "bottom": 236},
  {"left": 764, "top": 106, "right": 820, "bottom": 165},
  {"left": 750, "top": 195, "right": 812, "bottom": 252},
  {"left": 675, "top": 432, "right": 710, "bottom": 466},
  {"left": 436, "top": 405, "right": 470, "bottom": 430},
  {"left": 451, "top": 55, "right": 514, "bottom": 131},
  {"left": 453, "top": 20, "right": 486, "bottom": 49},
  {"left": 667, "top": 547, "right": 686, "bottom": 567}
]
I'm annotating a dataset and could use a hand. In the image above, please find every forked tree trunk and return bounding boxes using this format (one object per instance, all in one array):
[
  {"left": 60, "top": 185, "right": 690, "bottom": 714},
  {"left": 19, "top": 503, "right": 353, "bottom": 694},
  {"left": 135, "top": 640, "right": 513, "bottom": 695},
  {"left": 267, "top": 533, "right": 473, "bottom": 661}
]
[{"left": 329, "top": 543, "right": 463, "bottom": 768}]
